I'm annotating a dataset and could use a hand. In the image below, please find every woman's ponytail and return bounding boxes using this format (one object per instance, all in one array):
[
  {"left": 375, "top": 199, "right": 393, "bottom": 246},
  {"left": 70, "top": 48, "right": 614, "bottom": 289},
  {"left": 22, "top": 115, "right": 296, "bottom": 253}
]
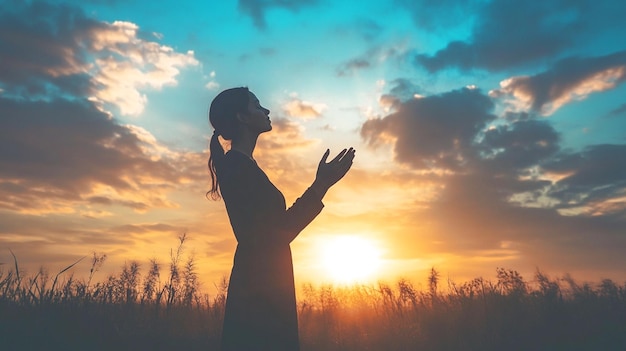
[
  {"left": 207, "top": 131, "right": 225, "bottom": 200},
  {"left": 206, "top": 87, "right": 250, "bottom": 200}
]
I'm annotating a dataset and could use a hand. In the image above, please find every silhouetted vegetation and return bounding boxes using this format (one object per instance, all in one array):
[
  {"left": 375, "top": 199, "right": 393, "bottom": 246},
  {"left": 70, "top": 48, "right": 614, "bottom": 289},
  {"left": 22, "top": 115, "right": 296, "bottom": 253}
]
[{"left": 2, "top": 237, "right": 625, "bottom": 350}]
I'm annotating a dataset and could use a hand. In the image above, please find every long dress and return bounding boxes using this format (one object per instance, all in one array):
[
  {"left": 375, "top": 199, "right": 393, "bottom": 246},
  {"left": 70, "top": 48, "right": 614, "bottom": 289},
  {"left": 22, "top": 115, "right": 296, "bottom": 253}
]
[{"left": 218, "top": 150, "right": 324, "bottom": 351}]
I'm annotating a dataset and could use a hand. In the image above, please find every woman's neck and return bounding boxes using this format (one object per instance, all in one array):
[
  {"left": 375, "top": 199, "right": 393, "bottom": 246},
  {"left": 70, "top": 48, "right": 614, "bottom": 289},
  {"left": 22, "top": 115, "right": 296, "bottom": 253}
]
[{"left": 230, "top": 131, "right": 259, "bottom": 160}]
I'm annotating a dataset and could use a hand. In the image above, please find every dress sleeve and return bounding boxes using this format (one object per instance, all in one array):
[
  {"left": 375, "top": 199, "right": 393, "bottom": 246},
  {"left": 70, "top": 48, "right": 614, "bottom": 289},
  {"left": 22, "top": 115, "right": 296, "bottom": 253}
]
[{"left": 220, "top": 154, "right": 324, "bottom": 245}]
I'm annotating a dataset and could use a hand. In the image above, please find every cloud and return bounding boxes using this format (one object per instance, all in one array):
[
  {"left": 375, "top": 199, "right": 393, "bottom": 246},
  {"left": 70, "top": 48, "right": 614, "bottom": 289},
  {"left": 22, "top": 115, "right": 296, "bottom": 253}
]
[
  {"left": 542, "top": 144, "right": 626, "bottom": 214},
  {"left": 337, "top": 44, "right": 407, "bottom": 76},
  {"left": 361, "top": 87, "right": 495, "bottom": 171},
  {"left": 359, "top": 84, "right": 626, "bottom": 276},
  {"left": 423, "top": 171, "right": 626, "bottom": 270},
  {"left": 480, "top": 119, "right": 560, "bottom": 173},
  {"left": 396, "top": 0, "right": 479, "bottom": 32},
  {"left": 108, "top": 223, "right": 185, "bottom": 236},
  {"left": 0, "top": 2, "right": 98, "bottom": 95},
  {"left": 474, "top": 120, "right": 559, "bottom": 187},
  {"left": 413, "top": 0, "right": 626, "bottom": 72},
  {"left": 238, "top": 47, "right": 279, "bottom": 62},
  {"left": 89, "top": 23, "right": 198, "bottom": 115},
  {"left": 282, "top": 97, "right": 325, "bottom": 119},
  {"left": 336, "top": 59, "right": 371, "bottom": 77},
  {"left": 205, "top": 81, "right": 220, "bottom": 90},
  {"left": 332, "top": 18, "right": 383, "bottom": 43},
  {"left": 378, "top": 78, "right": 423, "bottom": 109},
  {"left": 205, "top": 70, "right": 220, "bottom": 90},
  {"left": 0, "top": 1, "right": 218, "bottom": 283},
  {"left": 0, "top": 97, "right": 205, "bottom": 214},
  {"left": 257, "top": 117, "right": 317, "bottom": 155},
  {"left": 0, "top": 2, "right": 198, "bottom": 115},
  {"left": 490, "top": 51, "right": 626, "bottom": 115},
  {"left": 67, "top": 0, "right": 123, "bottom": 5},
  {"left": 237, "top": 0, "right": 319, "bottom": 29}
]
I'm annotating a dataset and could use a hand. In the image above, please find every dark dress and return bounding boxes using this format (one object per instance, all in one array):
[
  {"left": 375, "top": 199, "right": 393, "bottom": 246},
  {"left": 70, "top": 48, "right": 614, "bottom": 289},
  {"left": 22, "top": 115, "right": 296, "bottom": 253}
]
[{"left": 218, "top": 150, "right": 324, "bottom": 351}]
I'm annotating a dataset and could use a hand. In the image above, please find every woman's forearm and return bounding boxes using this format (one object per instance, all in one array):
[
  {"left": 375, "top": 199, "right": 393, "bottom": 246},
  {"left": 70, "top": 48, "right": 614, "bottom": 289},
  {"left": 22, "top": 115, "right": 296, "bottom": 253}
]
[{"left": 310, "top": 179, "right": 329, "bottom": 200}]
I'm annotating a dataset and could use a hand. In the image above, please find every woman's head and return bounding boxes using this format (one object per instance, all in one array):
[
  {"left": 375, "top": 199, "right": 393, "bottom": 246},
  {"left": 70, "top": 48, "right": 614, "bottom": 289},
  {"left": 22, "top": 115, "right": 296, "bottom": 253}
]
[
  {"left": 209, "top": 87, "right": 272, "bottom": 140},
  {"left": 207, "top": 87, "right": 271, "bottom": 199},
  {"left": 209, "top": 87, "right": 251, "bottom": 140}
]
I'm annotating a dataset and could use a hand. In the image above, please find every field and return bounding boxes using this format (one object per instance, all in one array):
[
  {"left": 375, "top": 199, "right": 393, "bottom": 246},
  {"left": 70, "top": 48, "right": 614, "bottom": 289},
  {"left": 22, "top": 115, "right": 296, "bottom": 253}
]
[{"left": 2, "top": 239, "right": 625, "bottom": 350}]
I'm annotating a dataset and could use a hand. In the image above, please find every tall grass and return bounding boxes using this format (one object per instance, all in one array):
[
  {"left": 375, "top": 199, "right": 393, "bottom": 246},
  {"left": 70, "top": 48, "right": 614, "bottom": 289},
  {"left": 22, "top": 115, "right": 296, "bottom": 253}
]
[
  {"left": 2, "top": 238, "right": 625, "bottom": 350},
  {"left": 299, "top": 268, "right": 626, "bottom": 350},
  {"left": 1, "top": 234, "right": 224, "bottom": 350}
]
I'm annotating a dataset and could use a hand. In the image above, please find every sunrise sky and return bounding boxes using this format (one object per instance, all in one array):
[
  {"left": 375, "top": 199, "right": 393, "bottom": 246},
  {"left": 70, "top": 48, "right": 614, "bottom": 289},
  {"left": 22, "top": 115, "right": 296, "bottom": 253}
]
[{"left": 1, "top": 0, "right": 626, "bottom": 292}]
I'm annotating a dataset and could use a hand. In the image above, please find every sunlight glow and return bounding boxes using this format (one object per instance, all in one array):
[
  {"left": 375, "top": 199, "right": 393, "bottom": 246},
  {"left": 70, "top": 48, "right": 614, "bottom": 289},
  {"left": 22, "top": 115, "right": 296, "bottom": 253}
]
[{"left": 320, "top": 235, "right": 382, "bottom": 284}]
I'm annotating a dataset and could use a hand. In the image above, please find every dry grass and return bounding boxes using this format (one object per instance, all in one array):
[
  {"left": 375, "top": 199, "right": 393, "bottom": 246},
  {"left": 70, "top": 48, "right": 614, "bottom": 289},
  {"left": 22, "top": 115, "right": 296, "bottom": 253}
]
[{"left": 2, "top": 237, "right": 626, "bottom": 350}]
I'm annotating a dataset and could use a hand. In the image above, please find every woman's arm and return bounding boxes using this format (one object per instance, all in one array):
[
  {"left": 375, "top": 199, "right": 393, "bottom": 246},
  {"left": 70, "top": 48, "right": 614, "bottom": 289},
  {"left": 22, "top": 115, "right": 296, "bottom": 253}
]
[
  {"left": 269, "top": 147, "right": 356, "bottom": 243},
  {"left": 221, "top": 148, "right": 355, "bottom": 245}
]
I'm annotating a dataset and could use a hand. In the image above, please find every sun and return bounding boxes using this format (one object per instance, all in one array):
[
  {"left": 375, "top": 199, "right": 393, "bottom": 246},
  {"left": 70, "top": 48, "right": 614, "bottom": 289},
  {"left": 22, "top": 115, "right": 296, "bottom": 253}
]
[{"left": 320, "top": 235, "right": 382, "bottom": 284}]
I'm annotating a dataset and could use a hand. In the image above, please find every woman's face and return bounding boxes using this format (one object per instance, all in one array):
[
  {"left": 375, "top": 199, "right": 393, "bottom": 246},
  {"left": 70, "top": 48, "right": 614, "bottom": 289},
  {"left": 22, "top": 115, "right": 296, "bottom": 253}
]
[{"left": 241, "top": 92, "right": 271, "bottom": 134}]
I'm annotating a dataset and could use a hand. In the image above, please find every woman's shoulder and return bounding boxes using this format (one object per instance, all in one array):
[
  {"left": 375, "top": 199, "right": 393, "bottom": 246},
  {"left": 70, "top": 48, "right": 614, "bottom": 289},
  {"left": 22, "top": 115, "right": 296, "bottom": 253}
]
[
  {"left": 218, "top": 150, "right": 261, "bottom": 191},
  {"left": 224, "top": 149, "right": 255, "bottom": 164},
  {"left": 220, "top": 150, "right": 255, "bottom": 174}
]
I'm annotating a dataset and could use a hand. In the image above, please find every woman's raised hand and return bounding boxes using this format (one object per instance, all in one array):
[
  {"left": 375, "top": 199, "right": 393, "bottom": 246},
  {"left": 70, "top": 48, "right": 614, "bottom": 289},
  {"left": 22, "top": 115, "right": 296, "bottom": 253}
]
[{"left": 312, "top": 147, "right": 355, "bottom": 196}]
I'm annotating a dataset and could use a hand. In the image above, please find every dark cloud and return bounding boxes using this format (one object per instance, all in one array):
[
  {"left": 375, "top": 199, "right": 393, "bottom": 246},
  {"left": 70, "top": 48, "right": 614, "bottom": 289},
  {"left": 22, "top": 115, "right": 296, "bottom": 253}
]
[
  {"left": 543, "top": 144, "right": 626, "bottom": 211},
  {"left": 396, "top": 0, "right": 479, "bottom": 32},
  {"left": 480, "top": 119, "right": 560, "bottom": 173},
  {"left": 0, "top": 97, "right": 188, "bottom": 213},
  {"left": 336, "top": 46, "right": 405, "bottom": 77},
  {"left": 379, "top": 78, "right": 422, "bottom": 108},
  {"left": 387, "top": 78, "right": 421, "bottom": 98},
  {"left": 361, "top": 84, "right": 626, "bottom": 275},
  {"left": 426, "top": 171, "right": 626, "bottom": 272},
  {"left": 332, "top": 18, "right": 384, "bottom": 44},
  {"left": 491, "top": 51, "right": 626, "bottom": 114},
  {"left": 413, "top": 0, "right": 626, "bottom": 72},
  {"left": 237, "top": 0, "right": 319, "bottom": 29},
  {"left": 362, "top": 87, "right": 495, "bottom": 171},
  {"left": 239, "top": 47, "right": 278, "bottom": 62},
  {"left": 0, "top": 1, "right": 197, "bottom": 115},
  {"left": 336, "top": 59, "right": 371, "bottom": 77},
  {"left": 0, "top": 2, "right": 102, "bottom": 98},
  {"left": 353, "top": 19, "right": 383, "bottom": 42},
  {"left": 0, "top": 1, "right": 204, "bottom": 214},
  {"left": 63, "top": 0, "right": 122, "bottom": 5}
]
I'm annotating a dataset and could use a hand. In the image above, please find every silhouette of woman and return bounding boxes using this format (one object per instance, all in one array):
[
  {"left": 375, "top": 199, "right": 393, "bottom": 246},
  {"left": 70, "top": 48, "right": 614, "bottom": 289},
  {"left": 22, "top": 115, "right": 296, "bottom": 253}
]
[{"left": 207, "top": 87, "right": 355, "bottom": 350}]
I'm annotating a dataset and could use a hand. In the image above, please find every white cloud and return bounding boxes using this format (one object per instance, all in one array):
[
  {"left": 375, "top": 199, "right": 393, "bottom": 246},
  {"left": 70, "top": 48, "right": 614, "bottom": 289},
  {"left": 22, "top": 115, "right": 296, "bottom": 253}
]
[
  {"left": 282, "top": 97, "right": 326, "bottom": 119},
  {"left": 87, "top": 21, "right": 199, "bottom": 115},
  {"left": 205, "top": 81, "right": 220, "bottom": 90}
]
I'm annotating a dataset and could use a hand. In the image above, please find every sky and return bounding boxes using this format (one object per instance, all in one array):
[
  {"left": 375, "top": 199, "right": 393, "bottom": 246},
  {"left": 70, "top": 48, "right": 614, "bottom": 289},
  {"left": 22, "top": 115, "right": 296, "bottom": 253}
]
[{"left": 1, "top": 0, "right": 626, "bottom": 292}]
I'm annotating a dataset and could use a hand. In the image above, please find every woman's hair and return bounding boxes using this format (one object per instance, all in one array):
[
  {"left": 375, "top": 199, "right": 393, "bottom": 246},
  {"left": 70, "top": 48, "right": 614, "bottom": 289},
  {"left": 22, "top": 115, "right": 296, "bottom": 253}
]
[{"left": 207, "top": 87, "right": 250, "bottom": 200}]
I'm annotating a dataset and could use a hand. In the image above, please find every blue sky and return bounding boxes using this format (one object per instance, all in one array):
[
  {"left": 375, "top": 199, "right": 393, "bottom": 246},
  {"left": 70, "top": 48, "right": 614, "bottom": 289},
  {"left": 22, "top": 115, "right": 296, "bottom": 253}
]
[{"left": 1, "top": 0, "right": 626, "bottom": 289}]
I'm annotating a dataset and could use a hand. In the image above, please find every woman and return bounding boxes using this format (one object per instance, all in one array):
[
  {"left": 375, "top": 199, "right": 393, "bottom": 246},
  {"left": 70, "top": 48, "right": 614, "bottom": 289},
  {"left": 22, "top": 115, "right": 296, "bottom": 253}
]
[{"left": 207, "top": 87, "right": 355, "bottom": 350}]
